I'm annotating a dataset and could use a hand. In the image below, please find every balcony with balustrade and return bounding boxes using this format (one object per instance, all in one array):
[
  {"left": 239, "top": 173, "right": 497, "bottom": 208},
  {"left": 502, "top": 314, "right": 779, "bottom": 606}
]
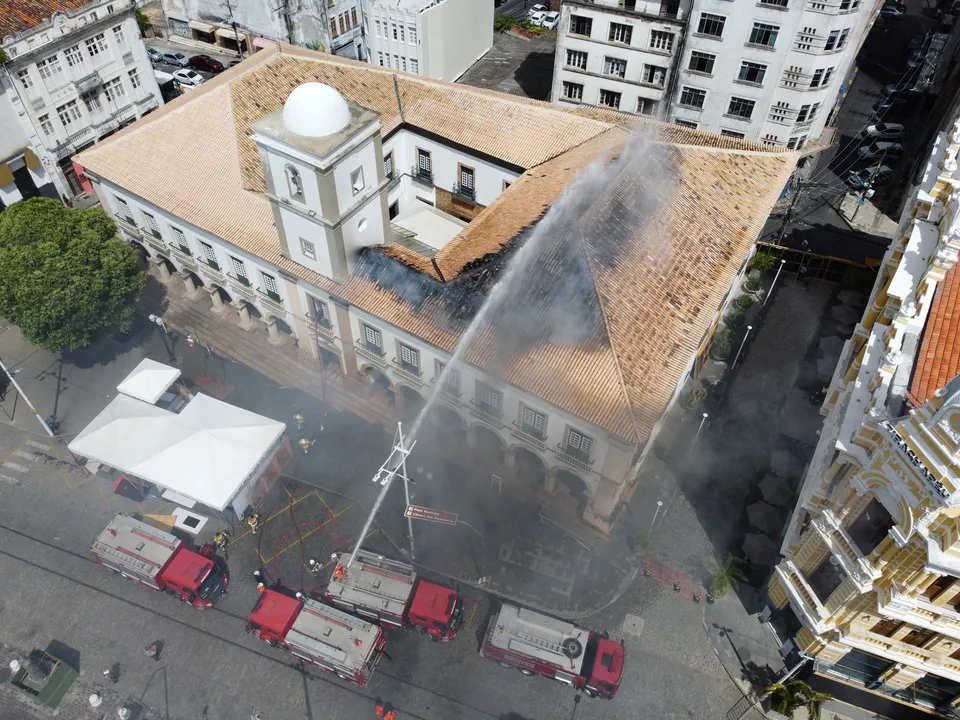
[
  {"left": 553, "top": 444, "right": 594, "bottom": 473},
  {"left": 452, "top": 183, "right": 476, "bottom": 204},
  {"left": 411, "top": 165, "right": 434, "bottom": 186},
  {"left": 256, "top": 287, "right": 285, "bottom": 313},
  {"left": 226, "top": 273, "right": 256, "bottom": 302},
  {"left": 510, "top": 424, "right": 546, "bottom": 450},
  {"left": 356, "top": 341, "right": 388, "bottom": 368},
  {"left": 470, "top": 403, "right": 504, "bottom": 429},
  {"left": 391, "top": 359, "right": 423, "bottom": 386},
  {"left": 774, "top": 560, "right": 831, "bottom": 633}
]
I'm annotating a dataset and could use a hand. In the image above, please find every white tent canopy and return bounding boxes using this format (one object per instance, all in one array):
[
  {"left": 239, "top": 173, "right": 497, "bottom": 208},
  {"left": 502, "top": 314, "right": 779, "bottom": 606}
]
[
  {"left": 69, "top": 392, "right": 285, "bottom": 510},
  {"left": 116, "top": 358, "right": 181, "bottom": 404}
]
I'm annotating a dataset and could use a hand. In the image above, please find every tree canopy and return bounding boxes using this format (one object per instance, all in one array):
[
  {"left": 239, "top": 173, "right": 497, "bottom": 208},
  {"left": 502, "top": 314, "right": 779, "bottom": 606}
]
[{"left": 0, "top": 198, "right": 145, "bottom": 352}]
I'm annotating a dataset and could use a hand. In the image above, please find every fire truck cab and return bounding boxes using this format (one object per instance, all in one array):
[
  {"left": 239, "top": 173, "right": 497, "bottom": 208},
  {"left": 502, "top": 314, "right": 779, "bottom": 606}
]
[
  {"left": 248, "top": 589, "right": 386, "bottom": 686},
  {"left": 326, "top": 550, "right": 462, "bottom": 641},
  {"left": 91, "top": 515, "right": 227, "bottom": 608},
  {"left": 481, "top": 603, "right": 624, "bottom": 698}
]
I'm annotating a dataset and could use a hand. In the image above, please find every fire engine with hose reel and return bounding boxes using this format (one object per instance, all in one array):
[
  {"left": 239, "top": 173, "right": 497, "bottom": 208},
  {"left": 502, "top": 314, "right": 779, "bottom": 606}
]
[{"left": 481, "top": 602, "right": 624, "bottom": 698}]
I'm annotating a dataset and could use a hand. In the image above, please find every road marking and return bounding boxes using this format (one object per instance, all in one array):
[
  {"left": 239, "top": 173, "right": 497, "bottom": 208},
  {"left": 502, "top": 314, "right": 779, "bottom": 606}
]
[
  {"left": 14, "top": 450, "right": 36, "bottom": 461},
  {"left": 26, "top": 440, "right": 49, "bottom": 450},
  {"left": 2, "top": 462, "right": 29, "bottom": 473},
  {"left": 0, "top": 473, "right": 20, "bottom": 485}
]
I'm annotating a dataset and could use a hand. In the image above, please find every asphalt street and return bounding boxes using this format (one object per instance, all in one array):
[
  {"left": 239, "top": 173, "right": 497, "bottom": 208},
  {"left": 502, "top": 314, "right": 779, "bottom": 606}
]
[{"left": 0, "top": 319, "right": 754, "bottom": 720}]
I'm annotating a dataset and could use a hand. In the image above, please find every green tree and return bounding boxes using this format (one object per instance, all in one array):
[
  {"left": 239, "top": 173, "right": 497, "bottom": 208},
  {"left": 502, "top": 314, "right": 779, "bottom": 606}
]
[
  {"left": 748, "top": 251, "right": 779, "bottom": 274},
  {"left": 0, "top": 198, "right": 145, "bottom": 352},
  {"left": 135, "top": 8, "right": 149, "bottom": 35},
  {"left": 764, "top": 680, "right": 831, "bottom": 719},
  {"left": 709, "top": 553, "right": 747, "bottom": 597},
  {"left": 494, "top": 14, "right": 515, "bottom": 32}
]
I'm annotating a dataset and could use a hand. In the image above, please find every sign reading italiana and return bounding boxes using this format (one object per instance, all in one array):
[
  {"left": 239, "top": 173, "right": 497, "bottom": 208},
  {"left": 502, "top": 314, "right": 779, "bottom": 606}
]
[{"left": 881, "top": 421, "right": 951, "bottom": 499}]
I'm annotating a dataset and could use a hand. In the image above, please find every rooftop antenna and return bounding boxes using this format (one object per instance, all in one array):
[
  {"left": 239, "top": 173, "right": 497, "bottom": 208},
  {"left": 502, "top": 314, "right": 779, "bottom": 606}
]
[{"left": 346, "top": 422, "right": 417, "bottom": 568}]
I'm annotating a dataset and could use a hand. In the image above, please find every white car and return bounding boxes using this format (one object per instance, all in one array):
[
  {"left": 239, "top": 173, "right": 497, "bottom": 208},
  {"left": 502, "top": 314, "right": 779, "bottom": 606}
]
[
  {"left": 858, "top": 141, "right": 902, "bottom": 160},
  {"left": 172, "top": 68, "right": 204, "bottom": 87},
  {"left": 529, "top": 10, "right": 547, "bottom": 25},
  {"left": 539, "top": 11, "right": 560, "bottom": 29},
  {"left": 526, "top": 3, "right": 547, "bottom": 17},
  {"left": 863, "top": 122, "right": 905, "bottom": 140}
]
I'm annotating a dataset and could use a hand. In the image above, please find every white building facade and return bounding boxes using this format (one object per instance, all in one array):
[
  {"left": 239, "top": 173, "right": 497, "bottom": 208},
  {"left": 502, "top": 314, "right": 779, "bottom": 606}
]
[
  {"left": 364, "top": 0, "right": 493, "bottom": 81},
  {"left": 552, "top": 0, "right": 880, "bottom": 146},
  {"left": 160, "top": 0, "right": 364, "bottom": 59},
  {"left": 0, "top": 0, "right": 161, "bottom": 198}
]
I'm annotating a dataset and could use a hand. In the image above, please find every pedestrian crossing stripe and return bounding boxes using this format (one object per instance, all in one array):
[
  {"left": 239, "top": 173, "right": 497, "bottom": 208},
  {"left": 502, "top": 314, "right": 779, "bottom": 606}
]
[
  {"left": 1, "top": 462, "right": 28, "bottom": 473},
  {"left": 14, "top": 450, "right": 36, "bottom": 461},
  {"left": 0, "top": 474, "right": 19, "bottom": 484},
  {"left": 26, "top": 440, "right": 49, "bottom": 450}
]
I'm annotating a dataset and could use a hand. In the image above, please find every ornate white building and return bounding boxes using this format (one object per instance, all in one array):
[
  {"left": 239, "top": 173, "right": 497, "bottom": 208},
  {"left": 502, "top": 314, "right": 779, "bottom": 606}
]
[
  {"left": 770, "top": 115, "right": 960, "bottom": 714},
  {"left": 75, "top": 45, "right": 796, "bottom": 532},
  {"left": 0, "top": 0, "right": 161, "bottom": 199}
]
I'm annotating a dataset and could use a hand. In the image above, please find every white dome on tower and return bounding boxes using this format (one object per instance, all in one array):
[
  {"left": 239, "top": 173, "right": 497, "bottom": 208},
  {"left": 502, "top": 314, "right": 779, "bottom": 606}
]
[{"left": 282, "top": 83, "right": 351, "bottom": 137}]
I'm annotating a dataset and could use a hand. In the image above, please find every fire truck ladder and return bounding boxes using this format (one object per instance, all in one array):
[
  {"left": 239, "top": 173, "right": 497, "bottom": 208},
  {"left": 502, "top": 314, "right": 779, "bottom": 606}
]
[
  {"left": 97, "top": 543, "right": 161, "bottom": 575},
  {"left": 504, "top": 625, "right": 564, "bottom": 655}
]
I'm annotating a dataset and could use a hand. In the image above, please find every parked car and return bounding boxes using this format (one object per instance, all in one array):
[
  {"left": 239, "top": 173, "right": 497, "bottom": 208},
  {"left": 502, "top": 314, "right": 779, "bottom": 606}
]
[
  {"left": 873, "top": 95, "right": 911, "bottom": 112},
  {"left": 145, "top": 46, "right": 163, "bottom": 63},
  {"left": 162, "top": 51, "right": 189, "bottom": 67},
  {"left": 847, "top": 165, "right": 893, "bottom": 190},
  {"left": 172, "top": 68, "right": 204, "bottom": 86},
  {"left": 881, "top": 82, "right": 915, "bottom": 97},
  {"left": 858, "top": 141, "right": 902, "bottom": 160},
  {"left": 864, "top": 122, "right": 905, "bottom": 140},
  {"left": 526, "top": 3, "right": 547, "bottom": 17},
  {"left": 539, "top": 11, "right": 560, "bottom": 29},
  {"left": 188, "top": 54, "right": 224, "bottom": 73},
  {"left": 907, "top": 50, "right": 928, "bottom": 69},
  {"left": 529, "top": 10, "right": 547, "bottom": 25},
  {"left": 228, "top": 59, "right": 242, "bottom": 68},
  {"left": 880, "top": 3, "right": 905, "bottom": 17}
]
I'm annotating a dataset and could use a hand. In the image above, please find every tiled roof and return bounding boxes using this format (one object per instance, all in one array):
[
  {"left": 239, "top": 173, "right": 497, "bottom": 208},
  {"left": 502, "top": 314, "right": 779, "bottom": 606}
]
[
  {"left": 77, "top": 45, "right": 797, "bottom": 444},
  {"left": 0, "top": 0, "right": 89, "bottom": 37},
  {"left": 910, "top": 263, "right": 960, "bottom": 405}
]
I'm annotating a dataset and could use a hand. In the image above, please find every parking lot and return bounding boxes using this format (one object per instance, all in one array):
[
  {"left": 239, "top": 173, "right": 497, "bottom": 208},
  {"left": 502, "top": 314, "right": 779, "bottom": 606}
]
[{"left": 143, "top": 38, "right": 238, "bottom": 89}]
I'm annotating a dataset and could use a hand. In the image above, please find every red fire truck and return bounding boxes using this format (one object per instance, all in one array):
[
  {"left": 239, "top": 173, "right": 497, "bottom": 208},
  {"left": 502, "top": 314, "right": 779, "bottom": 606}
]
[
  {"left": 324, "top": 550, "right": 463, "bottom": 641},
  {"left": 481, "top": 603, "right": 624, "bottom": 698},
  {"left": 91, "top": 515, "right": 227, "bottom": 608},
  {"left": 247, "top": 589, "right": 386, "bottom": 686}
]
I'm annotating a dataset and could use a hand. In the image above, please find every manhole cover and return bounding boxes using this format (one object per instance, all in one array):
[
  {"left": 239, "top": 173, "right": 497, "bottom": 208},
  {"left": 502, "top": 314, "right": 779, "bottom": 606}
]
[{"left": 622, "top": 613, "right": 644, "bottom": 639}]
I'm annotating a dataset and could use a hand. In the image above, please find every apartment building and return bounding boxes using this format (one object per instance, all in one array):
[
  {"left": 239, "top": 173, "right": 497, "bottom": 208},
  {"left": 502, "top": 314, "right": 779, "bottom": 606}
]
[
  {"left": 75, "top": 46, "right": 795, "bottom": 533},
  {"left": 160, "top": 0, "right": 363, "bottom": 59},
  {"left": 553, "top": 0, "right": 879, "bottom": 147},
  {"left": 364, "top": 0, "right": 492, "bottom": 80},
  {"left": 0, "top": 82, "right": 58, "bottom": 207},
  {"left": 768, "top": 116, "right": 960, "bottom": 715},
  {"left": 0, "top": 0, "right": 161, "bottom": 199}
]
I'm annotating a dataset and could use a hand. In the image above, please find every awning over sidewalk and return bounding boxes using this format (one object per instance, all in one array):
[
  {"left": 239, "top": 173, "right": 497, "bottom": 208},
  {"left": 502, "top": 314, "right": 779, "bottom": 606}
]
[
  {"left": 252, "top": 36, "right": 275, "bottom": 49},
  {"left": 116, "top": 358, "right": 181, "bottom": 404},
  {"left": 215, "top": 27, "right": 239, "bottom": 40},
  {"left": 69, "top": 393, "right": 285, "bottom": 511},
  {"left": 188, "top": 20, "right": 216, "bottom": 34}
]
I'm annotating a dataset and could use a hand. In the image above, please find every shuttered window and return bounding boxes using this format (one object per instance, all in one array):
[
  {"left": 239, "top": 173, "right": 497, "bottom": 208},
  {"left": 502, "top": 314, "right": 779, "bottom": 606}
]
[
  {"left": 363, "top": 325, "right": 382, "bottom": 351},
  {"left": 567, "top": 429, "right": 593, "bottom": 456},
  {"left": 399, "top": 344, "right": 419, "bottom": 371}
]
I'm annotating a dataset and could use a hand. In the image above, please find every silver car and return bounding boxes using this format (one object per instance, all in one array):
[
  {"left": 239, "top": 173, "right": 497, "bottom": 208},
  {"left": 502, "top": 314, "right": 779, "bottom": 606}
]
[
  {"left": 162, "top": 51, "right": 189, "bottom": 67},
  {"left": 858, "top": 141, "right": 902, "bottom": 160},
  {"left": 864, "top": 122, "right": 905, "bottom": 140}
]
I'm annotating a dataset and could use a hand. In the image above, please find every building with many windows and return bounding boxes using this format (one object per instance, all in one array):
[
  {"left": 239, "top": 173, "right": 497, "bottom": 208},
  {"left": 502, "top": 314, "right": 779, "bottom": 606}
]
[
  {"left": 363, "top": 0, "right": 492, "bottom": 80},
  {"left": 768, "top": 115, "right": 960, "bottom": 715},
  {"left": 160, "top": 0, "right": 363, "bottom": 60},
  {"left": 0, "top": 0, "right": 161, "bottom": 199},
  {"left": 75, "top": 45, "right": 795, "bottom": 532},
  {"left": 552, "top": 0, "right": 879, "bottom": 148}
]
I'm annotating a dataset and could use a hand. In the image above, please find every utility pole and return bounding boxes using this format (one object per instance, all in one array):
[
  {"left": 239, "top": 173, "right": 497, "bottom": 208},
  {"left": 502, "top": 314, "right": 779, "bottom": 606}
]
[
  {"left": 221, "top": 0, "right": 245, "bottom": 59},
  {"left": 0, "top": 355, "right": 55, "bottom": 437}
]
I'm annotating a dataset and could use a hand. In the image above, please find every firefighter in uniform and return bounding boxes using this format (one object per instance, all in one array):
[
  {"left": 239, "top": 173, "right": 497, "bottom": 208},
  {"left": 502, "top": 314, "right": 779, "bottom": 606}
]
[
  {"left": 213, "top": 530, "right": 230, "bottom": 553},
  {"left": 333, "top": 563, "right": 347, "bottom": 581},
  {"left": 308, "top": 558, "right": 322, "bottom": 577}
]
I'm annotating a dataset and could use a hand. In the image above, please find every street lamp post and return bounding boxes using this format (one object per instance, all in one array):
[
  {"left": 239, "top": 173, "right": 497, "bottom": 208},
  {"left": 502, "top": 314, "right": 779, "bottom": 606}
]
[
  {"left": 696, "top": 412, "right": 708, "bottom": 439},
  {"left": 149, "top": 314, "right": 178, "bottom": 365},
  {"left": 731, "top": 325, "right": 753, "bottom": 370},
  {"left": 764, "top": 260, "right": 787, "bottom": 307},
  {"left": 0, "top": 355, "right": 54, "bottom": 437},
  {"left": 651, "top": 500, "right": 664, "bottom": 528}
]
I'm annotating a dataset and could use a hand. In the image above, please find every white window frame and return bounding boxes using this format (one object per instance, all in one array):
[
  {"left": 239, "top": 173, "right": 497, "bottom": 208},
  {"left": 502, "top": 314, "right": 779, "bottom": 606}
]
[
  {"left": 478, "top": 383, "right": 502, "bottom": 412},
  {"left": 113, "top": 25, "right": 125, "bottom": 45},
  {"left": 399, "top": 343, "right": 420, "bottom": 372},
  {"left": 562, "top": 82, "right": 584, "bottom": 101},
  {"left": 566, "top": 429, "right": 593, "bottom": 457},
  {"left": 57, "top": 100, "right": 82, "bottom": 127},
  {"left": 649, "top": 30, "right": 674, "bottom": 52},
  {"left": 608, "top": 22, "right": 632, "bottom": 45},
  {"left": 521, "top": 405, "right": 546, "bottom": 435},
  {"left": 171, "top": 226, "right": 189, "bottom": 252},
  {"left": 85, "top": 33, "right": 107, "bottom": 57},
  {"left": 598, "top": 89, "right": 621, "bottom": 109},
  {"left": 38, "top": 114, "right": 55, "bottom": 136},
  {"left": 128, "top": 69, "right": 141, "bottom": 89},
  {"left": 309, "top": 296, "right": 330, "bottom": 327},
  {"left": 300, "top": 238, "right": 317, "bottom": 260},
  {"left": 64, "top": 44, "right": 83, "bottom": 67},
  {"left": 566, "top": 49, "right": 587, "bottom": 70},
  {"left": 604, "top": 56, "right": 627, "bottom": 79},
  {"left": 200, "top": 241, "right": 218, "bottom": 267},
  {"left": 363, "top": 324, "right": 383, "bottom": 351},
  {"left": 260, "top": 271, "right": 280, "bottom": 299},
  {"left": 410, "top": 59, "right": 418, "bottom": 73},
  {"left": 16, "top": 69, "right": 32, "bottom": 90},
  {"left": 230, "top": 256, "right": 248, "bottom": 282}
]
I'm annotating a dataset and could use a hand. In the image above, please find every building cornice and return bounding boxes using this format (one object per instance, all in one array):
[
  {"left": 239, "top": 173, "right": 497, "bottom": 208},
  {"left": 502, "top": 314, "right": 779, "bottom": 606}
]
[{"left": 562, "top": 0, "right": 687, "bottom": 28}]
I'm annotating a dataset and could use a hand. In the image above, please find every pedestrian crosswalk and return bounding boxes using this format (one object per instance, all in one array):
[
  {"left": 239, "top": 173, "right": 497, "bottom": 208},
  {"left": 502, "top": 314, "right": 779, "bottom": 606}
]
[{"left": 0, "top": 440, "right": 49, "bottom": 485}]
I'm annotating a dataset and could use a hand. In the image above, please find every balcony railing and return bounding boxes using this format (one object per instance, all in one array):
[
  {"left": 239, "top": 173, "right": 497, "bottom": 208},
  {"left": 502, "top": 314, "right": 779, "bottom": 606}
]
[
  {"left": 114, "top": 214, "right": 141, "bottom": 238},
  {"left": 452, "top": 183, "right": 476, "bottom": 203},
  {"left": 411, "top": 165, "right": 434, "bottom": 186},
  {"left": 510, "top": 425, "right": 546, "bottom": 450},
  {"left": 198, "top": 262, "right": 224, "bottom": 284},
  {"left": 356, "top": 342, "right": 388, "bottom": 368},
  {"left": 257, "top": 288, "right": 284, "bottom": 312},
  {"left": 171, "top": 248, "right": 197, "bottom": 269},
  {"left": 141, "top": 231, "right": 166, "bottom": 252},
  {"left": 75, "top": 71, "right": 102, "bottom": 94},
  {"left": 391, "top": 360, "right": 423, "bottom": 385},
  {"left": 553, "top": 446, "right": 593, "bottom": 473},
  {"left": 226, "top": 273, "right": 256, "bottom": 301},
  {"left": 470, "top": 405, "right": 504, "bottom": 429},
  {"left": 775, "top": 561, "right": 829, "bottom": 633},
  {"left": 304, "top": 313, "right": 336, "bottom": 342}
]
